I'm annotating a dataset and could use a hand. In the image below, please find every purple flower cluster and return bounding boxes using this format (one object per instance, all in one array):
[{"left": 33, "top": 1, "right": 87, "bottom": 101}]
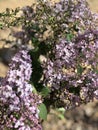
[
  {"left": 54, "top": 0, "right": 98, "bottom": 33},
  {"left": 43, "top": 0, "right": 98, "bottom": 109},
  {"left": 34, "top": 0, "right": 98, "bottom": 42},
  {"left": 12, "top": 0, "right": 98, "bottom": 47},
  {"left": 43, "top": 31, "right": 98, "bottom": 109},
  {"left": 0, "top": 50, "right": 42, "bottom": 130}
]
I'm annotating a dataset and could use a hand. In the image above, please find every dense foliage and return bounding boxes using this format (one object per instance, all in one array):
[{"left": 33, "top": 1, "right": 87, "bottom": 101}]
[{"left": 0, "top": 0, "right": 98, "bottom": 129}]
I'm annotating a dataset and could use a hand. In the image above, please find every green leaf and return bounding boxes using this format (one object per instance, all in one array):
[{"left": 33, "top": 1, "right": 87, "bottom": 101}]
[
  {"left": 66, "top": 33, "right": 73, "bottom": 41},
  {"left": 93, "top": 69, "right": 98, "bottom": 74},
  {"left": 32, "top": 24, "right": 40, "bottom": 31},
  {"left": 0, "top": 23, "right": 3, "bottom": 29},
  {"left": 41, "top": 87, "right": 50, "bottom": 97},
  {"left": 57, "top": 113, "right": 65, "bottom": 120},
  {"left": 77, "top": 65, "right": 83, "bottom": 75},
  {"left": 95, "top": 70, "right": 98, "bottom": 74},
  {"left": 32, "top": 37, "right": 38, "bottom": 43},
  {"left": 32, "top": 86, "right": 37, "bottom": 93},
  {"left": 57, "top": 107, "right": 65, "bottom": 113},
  {"left": 38, "top": 103, "right": 47, "bottom": 120},
  {"left": 32, "top": 37, "right": 39, "bottom": 48},
  {"left": 56, "top": 107, "right": 65, "bottom": 120}
]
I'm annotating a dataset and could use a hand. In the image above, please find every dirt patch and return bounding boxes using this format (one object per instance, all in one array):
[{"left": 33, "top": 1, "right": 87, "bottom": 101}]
[
  {"left": 87, "top": 0, "right": 98, "bottom": 12},
  {"left": 0, "top": 0, "right": 36, "bottom": 12}
]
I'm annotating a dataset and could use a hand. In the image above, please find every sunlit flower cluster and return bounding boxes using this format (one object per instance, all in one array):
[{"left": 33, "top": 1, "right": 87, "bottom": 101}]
[
  {"left": 43, "top": 0, "right": 98, "bottom": 109},
  {"left": 0, "top": 50, "right": 42, "bottom": 130},
  {"left": 43, "top": 31, "right": 98, "bottom": 109}
]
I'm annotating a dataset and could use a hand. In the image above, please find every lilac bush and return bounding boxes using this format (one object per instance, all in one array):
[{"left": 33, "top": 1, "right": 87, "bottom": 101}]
[
  {"left": 0, "top": 49, "right": 42, "bottom": 130},
  {"left": 42, "top": 0, "right": 98, "bottom": 109},
  {"left": 43, "top": 31, "right": 98, "bottom": 109},
  {"left": 0, "top": 0, "right": 98, "bottom": 129}
]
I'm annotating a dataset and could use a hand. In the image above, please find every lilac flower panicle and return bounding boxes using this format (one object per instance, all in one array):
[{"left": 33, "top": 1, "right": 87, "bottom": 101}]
[
  {"left": 43, "top": 33, "right": 98, "bottom": 109},
  {"left": 0, "top": 49, "right": 42, "bottom": 130},
  {"left": 43, "top": 0, "right": 98, "bottom": 109}
]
